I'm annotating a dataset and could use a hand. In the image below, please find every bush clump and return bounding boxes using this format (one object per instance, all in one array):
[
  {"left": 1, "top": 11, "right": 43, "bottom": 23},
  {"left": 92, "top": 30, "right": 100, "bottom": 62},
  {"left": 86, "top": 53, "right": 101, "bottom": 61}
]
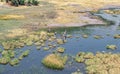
[{"left": 7, "top": 0, "right": 39, "bottom": 6}]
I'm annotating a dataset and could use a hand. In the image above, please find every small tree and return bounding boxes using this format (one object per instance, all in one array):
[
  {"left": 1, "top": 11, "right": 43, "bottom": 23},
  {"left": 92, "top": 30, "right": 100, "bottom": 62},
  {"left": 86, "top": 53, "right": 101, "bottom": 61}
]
[{"left": 32, "top": 0, "right": 39, "bottom": 5}]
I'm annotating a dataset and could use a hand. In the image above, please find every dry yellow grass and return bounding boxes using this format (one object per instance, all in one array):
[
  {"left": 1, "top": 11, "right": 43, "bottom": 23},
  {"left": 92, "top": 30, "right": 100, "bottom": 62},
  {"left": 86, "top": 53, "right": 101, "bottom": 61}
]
[
  {"left": 104, "top": 10, "right": 120, "bottom": 14},
  {"left": 5, "top": 28, "right": 27, "bottom": 38},
  {"left": 47, "top": 0, "right": 120, "bottom": 24},
  {"left": 55, "top": 11, "right": 78, "bottom": 24},
  {"left": 48, "top": 0, "right": 120, "bottom": 9},
  {"left": 0, "top": 15, "right": 25, "bottom": 20}
]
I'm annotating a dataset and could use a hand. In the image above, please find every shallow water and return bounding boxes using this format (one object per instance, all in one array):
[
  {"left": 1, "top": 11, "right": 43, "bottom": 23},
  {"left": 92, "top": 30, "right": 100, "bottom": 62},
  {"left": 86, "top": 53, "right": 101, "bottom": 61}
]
[
  {"left": 0, "top": 10, "right": 120, "bottom": 74},
  {"left": 0, "top": 25, "right": 119, "bottom": 74},
  {"left": 94, "top": 9, "right": 120, "bottom": 31}
]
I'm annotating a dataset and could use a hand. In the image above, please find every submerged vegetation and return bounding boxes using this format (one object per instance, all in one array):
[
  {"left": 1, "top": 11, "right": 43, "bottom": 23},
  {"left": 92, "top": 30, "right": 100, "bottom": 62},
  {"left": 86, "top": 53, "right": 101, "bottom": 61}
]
[
  {"left": 71, "top": 69, "right": 83, "bottom": 74},
  {"left": 82, "top": 34, "right": 88, "bottom": 38},
  {"left": 93, "top": 35, "right": 103, "bottom": 39}
]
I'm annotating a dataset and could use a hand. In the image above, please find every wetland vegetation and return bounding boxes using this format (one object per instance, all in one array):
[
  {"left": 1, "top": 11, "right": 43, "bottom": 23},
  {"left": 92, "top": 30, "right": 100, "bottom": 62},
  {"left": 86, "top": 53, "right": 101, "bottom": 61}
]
[{"left": 0, "top": 0, "right": 120, "bottom": 74}]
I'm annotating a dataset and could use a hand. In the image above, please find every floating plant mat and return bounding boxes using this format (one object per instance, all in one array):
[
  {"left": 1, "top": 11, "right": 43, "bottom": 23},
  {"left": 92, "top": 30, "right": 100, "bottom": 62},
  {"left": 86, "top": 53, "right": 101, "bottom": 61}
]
[{"left": 0, "top": 25, "right": 120, "bottom": 74}]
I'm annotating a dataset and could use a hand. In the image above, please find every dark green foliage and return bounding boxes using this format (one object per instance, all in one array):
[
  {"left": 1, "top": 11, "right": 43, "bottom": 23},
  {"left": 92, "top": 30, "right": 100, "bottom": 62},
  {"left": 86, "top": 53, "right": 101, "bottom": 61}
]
[
  {"left": 11, "top": 0, "right": 19, "bottom": 7},
  {"left": 19, "top": 0, "right": 25, "bottom": 5},
  {"left": 32, "top": 0, "right": 39, "bottom": 5},
  {"left": 6, "top": 0, "right": 39, "bottom": 6}
]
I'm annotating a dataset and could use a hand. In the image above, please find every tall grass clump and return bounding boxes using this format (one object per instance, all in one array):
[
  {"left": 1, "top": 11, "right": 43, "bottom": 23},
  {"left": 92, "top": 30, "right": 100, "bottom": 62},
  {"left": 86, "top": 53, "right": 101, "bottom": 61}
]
[{"left": 42, "top": 54, "right": 68, "bottom": 70}]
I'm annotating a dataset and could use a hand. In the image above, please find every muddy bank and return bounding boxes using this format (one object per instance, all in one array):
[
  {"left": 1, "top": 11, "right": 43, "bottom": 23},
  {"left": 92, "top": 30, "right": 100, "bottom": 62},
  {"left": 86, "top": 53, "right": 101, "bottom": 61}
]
[
  {"left": 48, "top": 13, "right": 105, "bottom": 27},
  {"left": 48, "top": 6, "right": 120, "bottom": 28}
]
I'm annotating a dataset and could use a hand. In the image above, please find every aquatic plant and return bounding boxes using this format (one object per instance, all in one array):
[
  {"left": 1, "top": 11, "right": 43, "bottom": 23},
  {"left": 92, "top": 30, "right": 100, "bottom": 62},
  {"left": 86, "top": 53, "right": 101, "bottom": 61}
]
[
  {"left": 85, "top": 59, "right": 95, "bottom": 66},
  {"left": 56, "top": 39, "right": 64, "bottom": 44},
  {"left": 0, "top": 56, "right": 10, "bottom": 65},
  {"left": 114, "top": 34, "right": 120, "bottom": 39},
  {"left": 49, "top": 45, "right": 54, "bottom": 49},
  {"left": 40, "top": 40, "right": 44, "bottom": 43},
  {"left": 8, "top": 50, "right": 15, "bottom": 58},
  {"left": 9, "top": 58, "right": 19, "bottom": 66},
  {"left": 41, "top": 43, "right": 45, "bottom": 47},
  {"left": 36, "top": 46, "right": 41, "bottom": 50},
  {"left": 75, "top": 56, "right": 84, "bottom": 63},
  {"left": 71, "top": 69, "right": 83, "bottom": 74},
  {"left": 53, "top": 44, "right": 57, "bottom": 48},
  {"left": 21, "top": 50, "right": 30, "bottom": 57},
  {"left": 2, "top": 42, "right": 11, "bottom": 50},
  {"left": 93, "top": 35, "right": 103, "bottom": 39},
  {"left": 48, "top": 38, "right": 54, "bottom": 42},
  {"left": 0, "top": 49, "right": 2, "bottom": 53},
  {"left": 18, "top": 55, "right": 23, "bottom": 60},
  {"left": 86, "top": 65, "right": 98, "bottom": 74},
  {"left": 18, "top": 50, "right": 30, "bottom": 60},
  {"left": 82, "top": 34, "right": 88, "bottom": 38},
  {"left": 26, "top": 41, "right": 33, "bottom": 46},
  {"left": 84, "top": 52, "right": 94, "bottom": 59},
  {"left": 57, "top": 47, "right": 65, "bottom": 53},
  {"left": 43, "top": 47, "right": 49, "bottom": 51},
  {"left": 42, "top": 54, "right": 68, "bottom": 70},
  {"left": 19, "top": 42, "right": 25, "bottom": 47},
  {"left": 77, "top": 52, "right": 86, "bottom": 57},
  {"left": 106, "top": 45, "right": 117, "bottom": 50},
  {"left": 66, "top": 35, "right": 72, "bottom": 38},
  {"left": 47, "top": 33, "right": 55, "bottom": 37},
  {"left": 84, "top": 52, "right": 120, "bottom": 74},
  {"left": 1, "top": 50, "right": 9, "bottom": 57},
  {"left": 75, "top": 52, "right": 86, "bottom": 63},
  {"left": 34, "top": 42, "right": 41, "bottom": 46}
]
